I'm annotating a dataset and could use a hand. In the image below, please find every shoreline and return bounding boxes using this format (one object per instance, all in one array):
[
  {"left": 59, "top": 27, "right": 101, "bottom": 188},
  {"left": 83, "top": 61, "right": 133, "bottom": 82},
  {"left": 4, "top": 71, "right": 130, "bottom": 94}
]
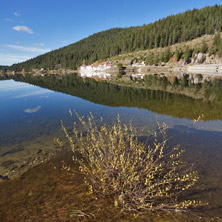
[{"left": 2, "top": 62, "right": 222, "bottom": 79}]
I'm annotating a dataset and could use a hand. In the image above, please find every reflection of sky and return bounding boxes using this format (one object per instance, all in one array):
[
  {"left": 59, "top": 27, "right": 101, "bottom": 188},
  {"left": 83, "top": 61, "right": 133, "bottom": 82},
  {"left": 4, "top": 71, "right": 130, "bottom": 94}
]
[
  {"left": 0, "top": 80, "right": 52, "bottom": 128},
  {"left": 0, "top": 80, "right": 52, "bottom": 99},
  {"left": 24, "top": 106, "right": 42, "bottom": 113},
  {"left": 0, "top": 80, "right": 32, "bottom": 92},
  {"left": 0, "top": 79, "right": 52, "bottom": 98},
  {"left": 0, "top": 79, "right": 222, "bottom": 150},
  {"left": 0, "top": 79, "right": 222, "bottom": 215},
  {"left": 14, "top": 90, "right": 52, "bottom": 98},
  {"left": 0, "top": 80, "right": 32, "bottom": 98}
]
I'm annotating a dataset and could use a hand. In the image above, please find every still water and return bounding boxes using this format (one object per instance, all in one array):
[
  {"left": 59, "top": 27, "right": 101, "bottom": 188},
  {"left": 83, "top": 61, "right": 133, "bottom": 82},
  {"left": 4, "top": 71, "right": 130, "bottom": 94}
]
[{"left": 0, "top": 74, "right": 222, "bottom": 218}]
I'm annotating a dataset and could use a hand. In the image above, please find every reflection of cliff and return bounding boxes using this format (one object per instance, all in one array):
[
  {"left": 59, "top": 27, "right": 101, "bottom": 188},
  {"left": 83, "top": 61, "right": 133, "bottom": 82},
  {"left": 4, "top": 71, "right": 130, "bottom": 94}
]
[{"left": 11, "top": 74, "right": 222, "bottom": 121}]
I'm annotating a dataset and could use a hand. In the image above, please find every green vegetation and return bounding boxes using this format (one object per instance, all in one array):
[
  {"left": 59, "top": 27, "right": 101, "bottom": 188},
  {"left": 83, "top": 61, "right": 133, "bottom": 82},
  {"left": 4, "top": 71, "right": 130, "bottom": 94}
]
[
  {"left": 200, "top": 40, "right": 208, "bottom": 53},
  {"left": 133, "top": 31, "right": 222, "bottom": 65},
  {"left": 62, "top": 113, "right": 201, "bottom": 214},
  {"left": 162, "top": 47, "right": 172, "bottom": 63},
  {"left": 10, "top": 4, "right": 222, "bottom": 71},
  {"left": 5, "top": 74, "right": 222, "bottom": 121},
  {"left": 212, "top": 32, "right": 222, "bottom": 56}
]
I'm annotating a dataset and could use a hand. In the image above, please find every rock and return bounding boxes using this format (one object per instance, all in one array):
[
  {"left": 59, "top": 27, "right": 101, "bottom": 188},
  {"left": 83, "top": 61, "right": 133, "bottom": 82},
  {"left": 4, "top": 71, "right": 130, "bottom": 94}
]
[
  {"left": 0, "top": 175, "right": 9, "bottom": 181},
  {"left": 161, "top": 62, "right": 165, "bottom": 66},
  {"left": 196, "top": 53, "right": 206, "bottom": 64},
  {"left": 197, "top": 53, "right": 203, "bottom": 61},
  {"left": 178, "top": 60, "right": 186, "bottom": 66},
  {"left": 193, "top": 74, "right": 203, "bottom": 84}
]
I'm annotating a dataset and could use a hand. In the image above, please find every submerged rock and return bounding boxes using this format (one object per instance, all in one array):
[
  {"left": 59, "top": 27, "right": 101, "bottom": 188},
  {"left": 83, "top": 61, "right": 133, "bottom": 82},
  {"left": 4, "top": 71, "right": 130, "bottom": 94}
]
[{"left": 0, "top": 175, "right": 9, "bottom": 181}]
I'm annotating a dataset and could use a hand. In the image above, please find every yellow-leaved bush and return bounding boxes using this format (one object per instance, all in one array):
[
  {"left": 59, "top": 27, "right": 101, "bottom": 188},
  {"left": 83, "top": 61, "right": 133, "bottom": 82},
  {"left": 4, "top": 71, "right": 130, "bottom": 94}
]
[{"left": 61, "top": 111, "right": 202, "bottom": 214}]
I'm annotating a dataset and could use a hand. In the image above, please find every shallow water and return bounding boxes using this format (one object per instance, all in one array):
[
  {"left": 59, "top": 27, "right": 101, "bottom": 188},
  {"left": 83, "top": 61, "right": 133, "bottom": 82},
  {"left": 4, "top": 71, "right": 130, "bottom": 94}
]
[{"left": 0, "top": 75, "right": 222, "bottom": 218}]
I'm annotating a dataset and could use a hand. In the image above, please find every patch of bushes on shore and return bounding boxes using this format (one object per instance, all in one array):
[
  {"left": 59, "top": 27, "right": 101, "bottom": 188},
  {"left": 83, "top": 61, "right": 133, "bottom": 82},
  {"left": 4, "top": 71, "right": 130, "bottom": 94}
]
[{"left": 61, "top": 112, "right": 204, "bottom": 216}]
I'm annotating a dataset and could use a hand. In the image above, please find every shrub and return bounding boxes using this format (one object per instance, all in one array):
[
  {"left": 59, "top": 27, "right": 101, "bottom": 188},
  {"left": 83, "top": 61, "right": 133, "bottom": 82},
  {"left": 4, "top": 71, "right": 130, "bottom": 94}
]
[{"left": 61, "top": 112, "right": 202, "bottom": 214}]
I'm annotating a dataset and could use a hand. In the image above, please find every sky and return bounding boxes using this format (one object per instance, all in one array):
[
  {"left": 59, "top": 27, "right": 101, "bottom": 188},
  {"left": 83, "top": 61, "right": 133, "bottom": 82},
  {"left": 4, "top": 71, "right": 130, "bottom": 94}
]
[{"left": 0, "top": 0, "right": 221, "bottom": 66}]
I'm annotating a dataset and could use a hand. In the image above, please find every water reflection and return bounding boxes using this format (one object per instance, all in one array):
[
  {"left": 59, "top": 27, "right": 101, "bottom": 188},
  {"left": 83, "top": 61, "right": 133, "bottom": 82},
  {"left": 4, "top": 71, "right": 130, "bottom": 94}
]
[
  {"left": 80, "top": 71, "right": 111, "bottom": 80},
  {"left": 0, "top": 74, "right": 222, "bottom": 217},
  {"left": 8, "top": 73, "right": 222, "bottom": 121}
]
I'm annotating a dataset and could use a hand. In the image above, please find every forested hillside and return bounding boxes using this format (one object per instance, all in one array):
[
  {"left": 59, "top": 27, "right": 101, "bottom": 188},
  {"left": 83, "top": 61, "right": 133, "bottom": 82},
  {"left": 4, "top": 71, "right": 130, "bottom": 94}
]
[{"left": 11, "top": 4, "right": 222, "bottom": 71}]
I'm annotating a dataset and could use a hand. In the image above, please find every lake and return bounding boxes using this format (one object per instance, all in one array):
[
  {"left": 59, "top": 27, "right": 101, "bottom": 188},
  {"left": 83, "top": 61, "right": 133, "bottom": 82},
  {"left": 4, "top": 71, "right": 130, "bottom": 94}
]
[{"left": 0, "top": 73, "right": 222, "bottom": 218}]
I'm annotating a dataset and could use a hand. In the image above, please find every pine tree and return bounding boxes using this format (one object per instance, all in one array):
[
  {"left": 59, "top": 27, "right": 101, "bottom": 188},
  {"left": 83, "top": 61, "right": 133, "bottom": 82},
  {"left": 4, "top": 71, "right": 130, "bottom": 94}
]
[{"left": 163, "top": 47, "right": 172, "bottom": 63}]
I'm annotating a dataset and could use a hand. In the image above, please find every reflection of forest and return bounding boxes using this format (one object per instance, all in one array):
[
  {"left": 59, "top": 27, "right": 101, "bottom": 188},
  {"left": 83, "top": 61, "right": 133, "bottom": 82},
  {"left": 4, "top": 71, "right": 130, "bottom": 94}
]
[{"left": 8, "top": 73, "right": 222, "bottom": 121}]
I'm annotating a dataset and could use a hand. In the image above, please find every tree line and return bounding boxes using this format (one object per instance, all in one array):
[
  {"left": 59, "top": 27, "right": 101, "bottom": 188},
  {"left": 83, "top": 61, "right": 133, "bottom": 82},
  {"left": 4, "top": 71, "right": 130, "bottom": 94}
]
[{"left": 10, "top": 4, "right": 222, "bottom": 71}]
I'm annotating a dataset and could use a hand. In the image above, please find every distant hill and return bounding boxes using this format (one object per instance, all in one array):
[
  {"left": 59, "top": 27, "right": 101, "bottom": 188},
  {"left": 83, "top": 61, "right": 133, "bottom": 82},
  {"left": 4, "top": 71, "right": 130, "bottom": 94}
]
[{"left": 11, "top": 4, "right": 222, "bottom": 71}]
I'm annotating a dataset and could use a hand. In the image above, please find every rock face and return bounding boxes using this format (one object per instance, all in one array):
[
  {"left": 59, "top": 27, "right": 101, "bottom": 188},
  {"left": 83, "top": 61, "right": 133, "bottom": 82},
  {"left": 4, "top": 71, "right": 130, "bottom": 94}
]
[
  {"left": 172, "top": 52, "right": 222, "bottom": 74},
  {"left": 191, "top": 53, "right": 222, "bottom": 65},
  {"left": 193, "top": 74, "right": 203, "bottom": 84}
]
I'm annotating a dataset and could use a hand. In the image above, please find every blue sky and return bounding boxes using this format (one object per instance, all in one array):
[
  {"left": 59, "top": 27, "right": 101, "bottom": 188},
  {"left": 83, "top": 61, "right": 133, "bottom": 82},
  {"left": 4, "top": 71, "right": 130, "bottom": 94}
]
[{"left": 1, "top": 0, "right": 221, "bottom": 66}]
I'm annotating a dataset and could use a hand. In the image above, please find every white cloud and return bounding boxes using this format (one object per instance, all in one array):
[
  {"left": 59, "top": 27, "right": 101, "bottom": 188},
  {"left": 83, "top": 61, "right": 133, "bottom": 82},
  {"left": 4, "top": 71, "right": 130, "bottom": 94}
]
[
  {"left": 0, "top": 80, "right": 32, "bottom": 92},
  {"left": 24, "top": 106, "right": 42, "bottom": 114},
  {"left": 13, "top": 25, "right": 34, "bottom": 34},
  {"left": 33, "top": 43, "right": 45, "bottom": 47},
  {"left": 14, "top": 12, "right": 21, "bottom": 17},
  {"left": 4, "top": 18, "right": 13, "bottom": 22},
  {"left": 0, "top": 52, "right": 31, "bottom": 65},
  {"left": 0, "top": 43, "right": 51, "bottom": 65},
  {"left": 5, "top": 45, "right": 51, "bottom": 53},
  {"left": 14, "top": 90, "right": 52, "bottom": 98}
]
